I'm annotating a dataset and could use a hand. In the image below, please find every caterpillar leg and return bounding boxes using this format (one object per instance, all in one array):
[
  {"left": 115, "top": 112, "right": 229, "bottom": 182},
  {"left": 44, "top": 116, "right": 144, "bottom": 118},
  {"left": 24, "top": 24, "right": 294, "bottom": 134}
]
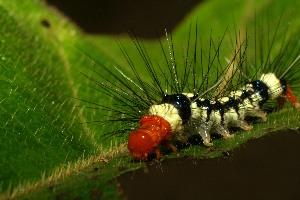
[
  {"left": 214, "top": 124, "right": 234, "bottom": 139},
  {"left": 195, "top": 122, "right": 213, "bottom": 146},
  {"left": 165, "top": 142, "right": 178, "bottom": 153},
  {"left": 154, "top": 148, "right": 161, "bottom": 160},
  {"left": 233, "top": 119, "right": 253, "bottom": 130},
  {"left": 247, "top": 110, "right": 267, "bottom": 122}
]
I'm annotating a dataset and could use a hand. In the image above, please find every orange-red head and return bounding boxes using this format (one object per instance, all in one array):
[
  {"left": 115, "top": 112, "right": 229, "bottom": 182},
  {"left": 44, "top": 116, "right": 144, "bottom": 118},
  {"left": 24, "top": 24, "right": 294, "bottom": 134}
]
[
  {"left": 127, "top": 115, "right": 172, "bottom": 161},
  {"left": 128, "top": 129, "right": 155, "bottom": 160}
]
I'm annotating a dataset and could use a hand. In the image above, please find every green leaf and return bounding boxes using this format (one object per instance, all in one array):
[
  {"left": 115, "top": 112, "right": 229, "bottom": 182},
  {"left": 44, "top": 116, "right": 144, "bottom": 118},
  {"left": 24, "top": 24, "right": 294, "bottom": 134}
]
[
  {"left": 1, "top": 0, "right": 300, "bottom": 199},
  {"left": 0, "top": 0, "right": 99, "bottom": 196}
]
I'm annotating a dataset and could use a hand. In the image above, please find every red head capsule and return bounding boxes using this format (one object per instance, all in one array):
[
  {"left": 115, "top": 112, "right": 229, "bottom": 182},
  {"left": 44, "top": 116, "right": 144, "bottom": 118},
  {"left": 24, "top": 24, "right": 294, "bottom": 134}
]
[
  {"left": 285, "top": 85, "right": 300, "bottom": 108},
  {"left": 278, "top": 84, "right": 300, "bottom": 108},
  {"left": 127, "top": 115, "right": 173, "bottom": 160}
]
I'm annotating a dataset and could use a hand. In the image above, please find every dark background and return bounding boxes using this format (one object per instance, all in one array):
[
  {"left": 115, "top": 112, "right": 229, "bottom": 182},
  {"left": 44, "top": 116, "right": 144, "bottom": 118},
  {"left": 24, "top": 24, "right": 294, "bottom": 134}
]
[{"left": 46, "top": 0, "right": 203, "bottom": 38}]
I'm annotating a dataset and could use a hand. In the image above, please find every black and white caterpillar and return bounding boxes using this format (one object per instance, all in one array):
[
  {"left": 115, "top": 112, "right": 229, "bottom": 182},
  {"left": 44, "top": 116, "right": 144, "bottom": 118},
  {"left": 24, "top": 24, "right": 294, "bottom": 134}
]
[
  {"left": 126, "top": 27, "right": 300, "bottom": 160},
  {"left": 84, "top": 17, "right": 300, "bottom": 161},
  {"left": 128, "top": 71, "right": 300, "bottom": 160}
]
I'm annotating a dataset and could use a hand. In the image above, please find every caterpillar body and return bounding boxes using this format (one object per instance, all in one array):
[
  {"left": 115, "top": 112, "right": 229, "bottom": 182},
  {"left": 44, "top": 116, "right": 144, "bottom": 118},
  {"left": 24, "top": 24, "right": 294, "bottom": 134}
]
[
  {"left": 126, "top": 26, "right": 300, "bottom": 160},
  {"left": 84, "top": 17, "right": 300, "bottom": 161},
  {"left": 128, "top": 72, "right": 299, "bottom": 160}
]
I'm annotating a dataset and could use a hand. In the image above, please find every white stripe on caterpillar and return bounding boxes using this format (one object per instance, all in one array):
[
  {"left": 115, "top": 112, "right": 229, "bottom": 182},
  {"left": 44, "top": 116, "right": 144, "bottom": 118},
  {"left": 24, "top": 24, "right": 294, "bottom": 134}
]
[
  {"left": 260, "top": 73, "right": 283, "bottom": 99},
  {"left": 149, "top": 104, "right": 183, "bottom": 132}
]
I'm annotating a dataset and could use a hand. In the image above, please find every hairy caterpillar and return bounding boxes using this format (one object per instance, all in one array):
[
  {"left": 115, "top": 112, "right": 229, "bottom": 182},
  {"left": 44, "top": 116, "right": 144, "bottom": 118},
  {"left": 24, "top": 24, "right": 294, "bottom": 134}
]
[
  {"left": 127, "top": 48, "right": 300, "bottom": 160},
  {"left": 83, "top": 17, "right": 300, "bottom": 161}
]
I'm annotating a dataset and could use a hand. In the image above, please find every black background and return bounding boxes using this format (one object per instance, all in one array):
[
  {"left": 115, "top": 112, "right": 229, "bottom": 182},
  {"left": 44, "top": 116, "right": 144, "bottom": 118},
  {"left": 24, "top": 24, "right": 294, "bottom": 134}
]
[{"left": 46, "top": 0, "right": 203, "bottom": 38}]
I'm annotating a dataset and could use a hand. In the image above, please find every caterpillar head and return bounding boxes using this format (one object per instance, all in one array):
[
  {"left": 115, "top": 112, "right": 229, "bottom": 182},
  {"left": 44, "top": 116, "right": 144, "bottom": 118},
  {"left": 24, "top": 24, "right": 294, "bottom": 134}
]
[
  {"left": 128, "top": 128, "right": 155, "bottom": 161},
  {"left": 127, "top": 115, "right": 173, "bottom": 160}
]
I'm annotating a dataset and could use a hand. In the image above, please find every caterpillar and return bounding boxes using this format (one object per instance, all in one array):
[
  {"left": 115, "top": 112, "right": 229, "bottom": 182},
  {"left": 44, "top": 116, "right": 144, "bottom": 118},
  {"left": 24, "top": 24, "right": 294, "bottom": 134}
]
[
  {"left": 83, "top": 16, "right": 300, "bottom": 161},
  {"left": 127, "top": 51, "right": 300, "bottom": 160}
]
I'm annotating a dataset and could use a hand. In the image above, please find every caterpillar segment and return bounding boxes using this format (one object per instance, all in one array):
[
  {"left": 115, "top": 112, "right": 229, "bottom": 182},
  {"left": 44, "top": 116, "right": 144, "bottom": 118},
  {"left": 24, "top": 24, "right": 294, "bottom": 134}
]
[{"left": 127, "top": 72, "right": 299, "bottom": 160}]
